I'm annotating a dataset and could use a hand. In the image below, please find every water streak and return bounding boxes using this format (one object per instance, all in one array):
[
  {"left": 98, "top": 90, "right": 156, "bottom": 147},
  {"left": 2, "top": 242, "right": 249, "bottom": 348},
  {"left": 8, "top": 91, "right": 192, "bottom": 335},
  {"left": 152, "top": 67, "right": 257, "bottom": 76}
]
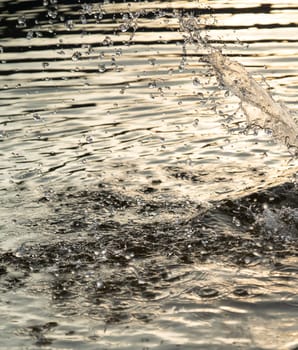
[{"left": 207, "top": 49, "right": 298, "bottom": 150}]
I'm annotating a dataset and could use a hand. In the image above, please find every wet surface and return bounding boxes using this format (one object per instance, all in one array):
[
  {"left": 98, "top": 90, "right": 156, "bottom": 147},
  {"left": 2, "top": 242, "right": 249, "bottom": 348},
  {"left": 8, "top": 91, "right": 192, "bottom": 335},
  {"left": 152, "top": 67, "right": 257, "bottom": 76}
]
[
  {"left": 1, "top": 180, "right": 297, "bottom": 349},
  {"left": 0, "top": 1, "right": 298, "bottom": 349}
]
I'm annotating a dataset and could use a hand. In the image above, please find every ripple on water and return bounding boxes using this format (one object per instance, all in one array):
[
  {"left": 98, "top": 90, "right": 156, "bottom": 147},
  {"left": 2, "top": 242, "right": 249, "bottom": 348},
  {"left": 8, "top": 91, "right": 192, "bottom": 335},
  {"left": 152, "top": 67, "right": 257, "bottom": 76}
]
[{"left": 0, "top": 1, "right": 298, "bottom": 349}]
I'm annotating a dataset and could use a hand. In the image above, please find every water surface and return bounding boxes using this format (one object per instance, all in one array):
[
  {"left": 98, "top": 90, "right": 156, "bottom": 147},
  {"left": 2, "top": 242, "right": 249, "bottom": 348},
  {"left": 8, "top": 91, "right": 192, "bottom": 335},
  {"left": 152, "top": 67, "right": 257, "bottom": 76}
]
[{"left": 0, "top": 1, "right": 297, "bottom": 349}]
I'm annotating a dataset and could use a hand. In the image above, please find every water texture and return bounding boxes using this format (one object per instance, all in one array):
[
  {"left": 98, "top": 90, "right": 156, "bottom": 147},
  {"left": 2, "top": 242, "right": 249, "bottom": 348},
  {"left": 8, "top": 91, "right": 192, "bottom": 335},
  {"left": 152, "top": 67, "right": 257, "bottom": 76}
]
[{"left": 0, "top": 1, "right": 297, "bottom": 349}]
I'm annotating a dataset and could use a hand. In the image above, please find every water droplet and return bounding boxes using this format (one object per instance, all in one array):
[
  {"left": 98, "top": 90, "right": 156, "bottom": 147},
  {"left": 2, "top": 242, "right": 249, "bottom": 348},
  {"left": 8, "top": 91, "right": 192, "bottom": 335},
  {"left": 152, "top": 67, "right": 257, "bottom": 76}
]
[
  {"left": 65, "top": 19, "right": 74, "bottom": 30},
  {"left": 148, "top": 58, "right": 156, "bottom": 66},
  {"left": 17, "top": 16, "right": 27, "bottom": 28},
  {"left": 244, "top": 256, "right": 253, "bottom": 264},
  {"left": 148, "top": 81, "right": 157, "bottom": 89},
  {"left": 26, "top": 30, "right": 34, "bottom": 40},
  {"left": 42, "top": 62, "right": 49, "bottom": 69},
  {"left": 98, "top": 64, "right": 106, "bottom": 73},
  {"left": 80, "top": 15, "right": 87, "bottom": 24},
  {"left": 48, "top": 10, "right": 58, "bottom": 19},
  {"left": 193, "top": 77, "right": 200, "bottom": 86},
  {"left": 102, "top": 36, "right": 112, "bottom": 46},
  {"left": 179, "top": 64, "right": 185, "bottom": 72},
  {"left": 232, "top": 216, "right": 241, "bottom": 227},
  {"left": 193, "top": 118, "right": 199, "bottom": 127},
  {"left": 86, "top": 135, "right": 93, "bottom": 143},
  {"left": 72, "top": 51, "right": 82, "bottom": 61},
  {"left": 33, "top": 113, "right": 41, "bottom": 121},
  {"left": 81, "top": 3, "right": 93, "bottom": 15},
  {"left": 119, "top": 23, "right": 129, "bottom": 32},
  {"left": 115, "top": 48, "right": 122, "bottom": 56}
]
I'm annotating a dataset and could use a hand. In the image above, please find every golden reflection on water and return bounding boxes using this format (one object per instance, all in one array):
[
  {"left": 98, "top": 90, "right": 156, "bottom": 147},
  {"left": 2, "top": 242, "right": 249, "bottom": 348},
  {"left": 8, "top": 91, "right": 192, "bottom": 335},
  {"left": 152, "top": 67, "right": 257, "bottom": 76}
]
[{"left": 0, "top": 2, "right": 297, "bottom": 350}]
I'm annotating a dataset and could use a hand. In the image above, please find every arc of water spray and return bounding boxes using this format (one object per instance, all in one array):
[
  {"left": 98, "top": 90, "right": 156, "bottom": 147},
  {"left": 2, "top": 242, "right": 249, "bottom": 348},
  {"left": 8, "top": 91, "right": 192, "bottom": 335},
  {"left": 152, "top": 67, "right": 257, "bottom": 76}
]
[{"left": 207, "top": 49, "right": 298, "bottom": 150}]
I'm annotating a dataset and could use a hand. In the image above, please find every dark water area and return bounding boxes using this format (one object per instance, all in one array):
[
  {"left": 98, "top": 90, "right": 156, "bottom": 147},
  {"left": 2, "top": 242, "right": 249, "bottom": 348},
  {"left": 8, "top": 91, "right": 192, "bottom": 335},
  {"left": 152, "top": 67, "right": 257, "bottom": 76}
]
[{"left": 0, "top": 1, "right": 298, "bottom": 349}]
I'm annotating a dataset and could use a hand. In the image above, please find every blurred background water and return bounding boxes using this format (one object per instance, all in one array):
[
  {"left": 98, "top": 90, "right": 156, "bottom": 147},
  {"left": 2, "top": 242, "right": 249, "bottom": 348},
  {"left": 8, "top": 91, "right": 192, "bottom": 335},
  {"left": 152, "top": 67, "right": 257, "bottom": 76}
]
[{"left": 0, "top": 1, "right": 297, "bottom": 349}]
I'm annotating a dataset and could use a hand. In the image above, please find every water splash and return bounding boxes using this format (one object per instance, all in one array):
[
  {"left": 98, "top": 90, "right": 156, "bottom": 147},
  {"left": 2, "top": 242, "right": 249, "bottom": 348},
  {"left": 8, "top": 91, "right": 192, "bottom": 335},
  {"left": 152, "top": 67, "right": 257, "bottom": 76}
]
[{"left": 207, "top": 49, "right": 298, "bottom": 150}]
